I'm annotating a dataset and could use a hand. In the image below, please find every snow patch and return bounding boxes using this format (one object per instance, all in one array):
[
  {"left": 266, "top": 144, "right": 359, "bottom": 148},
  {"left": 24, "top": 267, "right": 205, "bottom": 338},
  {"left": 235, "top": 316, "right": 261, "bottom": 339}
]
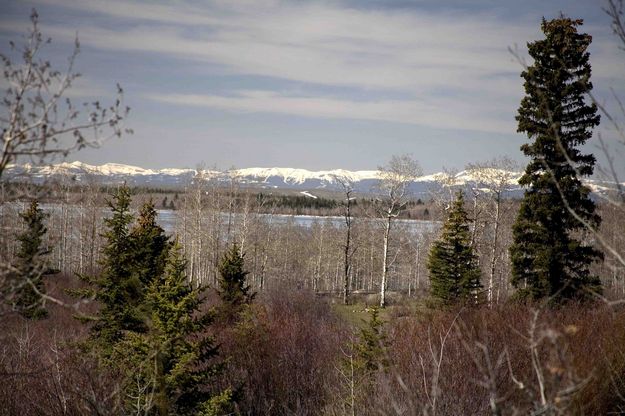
[{"left": 300, "top": 191, "right": 318, "bottom": 199}]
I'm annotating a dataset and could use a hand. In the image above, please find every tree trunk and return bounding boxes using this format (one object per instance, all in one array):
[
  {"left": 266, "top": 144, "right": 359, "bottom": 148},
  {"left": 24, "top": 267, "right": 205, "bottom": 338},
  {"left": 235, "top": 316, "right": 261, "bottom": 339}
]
[
  {"left": 380, "top": 214, "right": 392, "bottom": 308},
  {"left": 343, "top": 196, "right": 352, "bottom": 305},
  {"left": 470, "top": 190, "right": 479, "bottom": 248},
  {"left": 488, "top": 195, "right": 501, "bottom": 307}
]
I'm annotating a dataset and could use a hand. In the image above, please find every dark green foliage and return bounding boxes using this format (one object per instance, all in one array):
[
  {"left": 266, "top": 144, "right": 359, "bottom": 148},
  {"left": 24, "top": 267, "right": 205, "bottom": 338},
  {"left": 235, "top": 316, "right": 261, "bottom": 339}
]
[
  {"left": 11, "top": 200, "right": 56, "bottom": 319},
  {"left": 76, "top": 185, "right": 144, "bottom": 350},
  {"left": 254, "top": 193, "right": 339, "bottom": 213},
  {"left": 339, "top": 307, "right": 388, "bottom": 414},
  {"left": 353, "top": 307, "right": 388, "bottom": 374},
  {"left": 75, "top": 187, "right": 230, "bottom": 414},
  {"left": 130, "top": 201, "right": 170, "bottom": 288},
  {"left": 218, "top": 244, "right": 255, "bottom": 319},
  {"left": 120, "top": 240, "right": 229, "bottom": 415},
  {"left": 428, "top": 191, "right": 482, "bottom": 306},
  {"left": 510, "top": 17, "right": 602, "bottom": 303}
]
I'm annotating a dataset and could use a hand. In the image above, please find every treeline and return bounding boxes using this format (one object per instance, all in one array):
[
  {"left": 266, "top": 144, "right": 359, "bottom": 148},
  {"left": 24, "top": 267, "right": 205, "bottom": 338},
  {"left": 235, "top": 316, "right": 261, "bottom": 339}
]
[
  {"left": 235, "top": 193, "right": 429, "bottom": 219},
  {"left": 1, "top": 178, "right": 432, "bottom": 219}
]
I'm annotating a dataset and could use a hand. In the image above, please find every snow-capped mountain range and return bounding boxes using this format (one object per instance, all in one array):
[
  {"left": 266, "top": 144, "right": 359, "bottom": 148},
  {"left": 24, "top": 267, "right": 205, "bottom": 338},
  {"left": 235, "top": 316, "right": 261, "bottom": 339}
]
[{"left": 4, "top": 161, "right": 620, "bottom": 198}]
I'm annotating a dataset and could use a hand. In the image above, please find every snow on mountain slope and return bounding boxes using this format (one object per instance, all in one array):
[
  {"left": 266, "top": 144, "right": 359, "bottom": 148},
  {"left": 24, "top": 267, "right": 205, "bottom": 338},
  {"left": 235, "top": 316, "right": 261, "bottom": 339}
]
[
  {"left": 300, "top": 191, "right": 318, "bottom": 199},
  {"left": 234, "top": 167, "right": 379, "bottom": 184},
  {"left": 4, "top": 161, "right": 621, "bottom": 197}
]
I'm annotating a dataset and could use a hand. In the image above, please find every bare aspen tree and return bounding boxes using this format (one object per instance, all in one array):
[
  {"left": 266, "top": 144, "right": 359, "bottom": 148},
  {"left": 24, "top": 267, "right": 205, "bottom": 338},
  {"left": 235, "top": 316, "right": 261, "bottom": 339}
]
[
  {"left": 255, "top": 199, "right": 276, "bottom": 291},
  {"left": 466, "top": 157, "right": 519, "bottom": 307},
  {"left": 375, "top": 154, "right": 422, "bottom": 307},
  {"left": 207, "top": 171, "right": 227, "bottom": 285},
  {"left": 311, "top": 220, "right": 326, "bottom": 292},
  {"left": 236, "top": 189, "right": 253, "bottom": 255},
  {"left": 253, "top": 198, "right": 272, "bottom": 290},
  {"left": 462, "top": 171, "right": 484, "bottom": 250},
  {"left": 408, "top": 232, "right": 433, "bottom": 297},
  {"left": 191, "top": 170, "right": 205, "bottom": 286},
  {"left": 179, "top": 165, "right": 209, "bottom": 286},
  {"left": 367, "top": 222, "right": 377, "bottom": 292},
  {"left": 224, "top": 169, "right": 240, "bottom": 245},
  {"left": 332, "top": 173, "right": 357, "bottom": 304},
  {"left": 80, "top": 171, "right": 105, "bottom": 274},
  {"left": 430, "top": 168, "right": 459, "bottom": 218},
  {"left": 55, "top": 175, "right": 72, "bottom": 273}
]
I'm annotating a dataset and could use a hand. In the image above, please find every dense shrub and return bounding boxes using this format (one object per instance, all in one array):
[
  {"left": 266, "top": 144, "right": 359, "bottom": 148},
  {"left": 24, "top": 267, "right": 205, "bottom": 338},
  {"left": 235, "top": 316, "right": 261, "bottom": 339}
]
[
  {"left": 215, "top": 289, "right": 347, "bottom": 415},
  {"left": 3, "top": 278, "right": 625, "bottom": 415}
]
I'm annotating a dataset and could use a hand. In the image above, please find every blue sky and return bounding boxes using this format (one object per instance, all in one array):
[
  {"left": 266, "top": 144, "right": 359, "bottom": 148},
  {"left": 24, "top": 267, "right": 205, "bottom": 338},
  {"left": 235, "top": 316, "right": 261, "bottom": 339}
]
[{"left": 0, "top": 0, "right": 622, "bottom": 173}]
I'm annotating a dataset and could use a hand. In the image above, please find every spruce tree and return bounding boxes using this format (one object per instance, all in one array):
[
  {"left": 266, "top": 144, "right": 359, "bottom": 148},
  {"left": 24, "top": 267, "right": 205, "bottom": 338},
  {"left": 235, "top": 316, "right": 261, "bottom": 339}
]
[
  {"left": 121, "top": 239, "right": 231, "bottom": 415},
  {"left": 339, "top": 307, "right": 388, "bottom": 414},
  {"left": 76, "top": 185, "right": 143, "bottom": 350},
  {"left": 217, "top": 244, "right": 254, "bottom": 320},
  {"left": 74, "top": 188, "right": 231, "bottom": 412},
  {"left": 427, "top": 191, "right": 482, "bottom": 306},
  {"left": 510, "top": 17, "right": 602, "bottom": 302},
  {"left": 11, "top": 200, "right": 56, "bottom": 319},
  {"left": 353, "top": 307, "right": 388, "bottom": 374},
  {"left": 130, "top": 201, "right": 170, "bottom": 288}
]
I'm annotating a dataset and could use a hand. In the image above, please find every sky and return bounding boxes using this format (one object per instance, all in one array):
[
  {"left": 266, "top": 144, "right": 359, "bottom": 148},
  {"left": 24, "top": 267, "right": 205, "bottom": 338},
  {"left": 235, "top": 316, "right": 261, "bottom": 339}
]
[{"left": 0, "top": 0, "right": 623, "bottom": 174}]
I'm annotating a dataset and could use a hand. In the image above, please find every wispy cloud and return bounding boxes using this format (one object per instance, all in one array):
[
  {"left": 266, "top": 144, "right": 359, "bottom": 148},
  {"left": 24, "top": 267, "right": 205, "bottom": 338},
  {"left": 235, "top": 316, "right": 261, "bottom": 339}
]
[
  {"left": 2, "top": 0, "right": 549, "bottom": 132},
  {"left": 20, "top": 0, "right": 535, "bottom": 95},
  {"left": 147, "top": 90, "right": 513, "bottom": 134}
]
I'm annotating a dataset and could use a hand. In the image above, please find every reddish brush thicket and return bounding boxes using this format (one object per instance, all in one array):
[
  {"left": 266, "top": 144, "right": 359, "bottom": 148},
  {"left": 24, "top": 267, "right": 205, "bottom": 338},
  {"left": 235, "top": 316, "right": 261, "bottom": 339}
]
[
  {"left": 2, "top": 277, "right": 625, "bottom": 415},
  {"left": 359, "top": 304, "right": 625, "bottom": 415},
  {"left": 215, "top": 289, "right": 347, "bottom": 415},
  {"left": 0, "top": 298, "right": 121, "bottom": 414}
]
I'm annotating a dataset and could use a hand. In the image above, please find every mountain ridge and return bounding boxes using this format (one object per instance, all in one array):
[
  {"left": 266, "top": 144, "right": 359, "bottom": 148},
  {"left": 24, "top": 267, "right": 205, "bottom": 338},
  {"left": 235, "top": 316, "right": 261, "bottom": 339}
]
[{"left": 4, "top": 161, "right": 619, "bottom": 197}]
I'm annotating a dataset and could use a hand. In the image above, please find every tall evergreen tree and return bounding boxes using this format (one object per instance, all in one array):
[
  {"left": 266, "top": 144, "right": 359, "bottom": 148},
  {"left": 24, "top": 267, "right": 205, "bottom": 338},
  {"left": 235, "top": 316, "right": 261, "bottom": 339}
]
[
  {"left": 120, "top": 240, "right": 231, "bottom": 415},
  {"left": 217, "top": 244, "right": 254, "bottom": 320},
  {"left": 428, "top": 191, "right": 482, "bottom": 306},
  {"left": 11, "top": 200, "right": 57, "bottom": 319},
  {"left": 510, "top": 17, "right": 602, "bottom": 302},
  {"left": 75, "top": 185, "right": 142, "bottom": 350},
  {"left": 130, "top": 201, "right": 171, "bottom": 287}
]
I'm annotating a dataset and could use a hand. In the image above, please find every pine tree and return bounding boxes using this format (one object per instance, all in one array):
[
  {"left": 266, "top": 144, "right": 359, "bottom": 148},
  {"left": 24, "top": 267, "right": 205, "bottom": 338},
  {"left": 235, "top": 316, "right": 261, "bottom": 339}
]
[
  {"left": 73, "top": 187, "right": 231, "bottom": 413},
  {"left": 121, "top": 239, "right": 231, "bottom": 415},
  {"left": 130, "top": 201, "right": 170, "bottom": 288},
  {"left": 76, "top": 185, "right": 143, "bottom": 350},
  {"left": 11, "top": 200, "right": 57, "bottom": 319},
  {"left": 427, "top": 191, "right": 482, "bottom": 306},
  {"left": 339, "top": 307, "right": 388, "bottom": 415},
  {"left": 353, "top": 307, "right": 388, "bottom": 374},
  {"left": 217, "top": 244, "right": 254, "bottom": 320},
  {"left": 510, "top": 17, "right": 602, "bottom": 302}
]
